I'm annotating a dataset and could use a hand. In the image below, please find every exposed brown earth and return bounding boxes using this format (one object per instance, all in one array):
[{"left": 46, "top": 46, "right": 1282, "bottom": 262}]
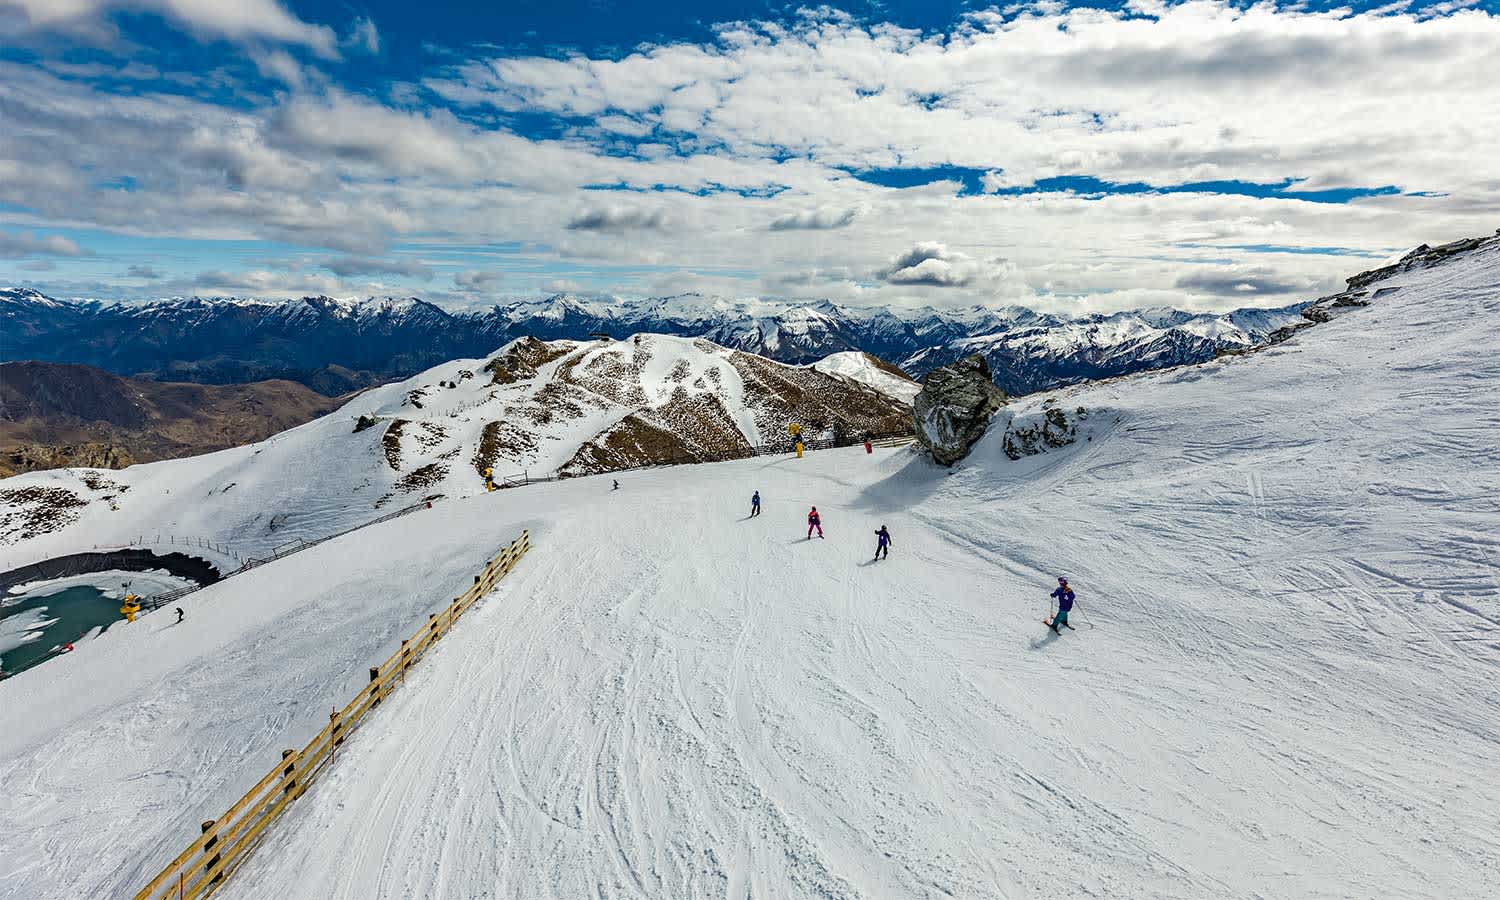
[
  {"left": 485, "top": 337, "right": 575, "bottom": 386},
  {"left": 0, "top": 361, "right": 346, "bottom": 477},
  {"left": 729, "top": 351, "right": 910, "bottom": 439},
  {"left": 0, "top": 484, "right": 89, "bottom": 542},
  {"left": 551, "top": 341, "right": 912, "bottom": 476},
  {"left": 381, "top": 419, "right": 407, "bottom": 470}
]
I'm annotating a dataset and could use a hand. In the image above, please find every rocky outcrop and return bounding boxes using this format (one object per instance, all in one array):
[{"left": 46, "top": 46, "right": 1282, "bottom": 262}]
[
  {"left": 912, "top": 354, "right": 1007, "bottom": 465},
  {"left": 1003, "top": 402, "right": 1088, "bottom": 460},
  {"left": 0, "top": 443, "right": 135, "bottom": 479},
  {"left": 484, "top": 337, "right": 574, "bottom": 386},
  {"left": 1268, "top": 232, "right": 1500, "bottom": 345}
]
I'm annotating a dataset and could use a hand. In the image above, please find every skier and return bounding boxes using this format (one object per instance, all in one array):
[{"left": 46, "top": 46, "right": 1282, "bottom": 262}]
[
  {"left": 873, "top": 525, "right": 892, "bottom": 560},
  {"left": 750, "top": 490, "right": 761, "bottom": 517},
  {"left": 612, "top": 479, "right": 619, "bottom": 491},
  {"left": 175, "top": 607, "right": 184, "bottom": 625},
  {"left": 1047, "top": 577, "right": 1076, "bottom": 633},
  {"left": 807, "top": 506, "right": 824, "bottom": 539}
]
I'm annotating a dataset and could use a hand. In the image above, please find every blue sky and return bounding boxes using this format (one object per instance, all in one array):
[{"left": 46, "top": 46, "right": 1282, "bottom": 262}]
[{"left": 0, "top": 0, "right": 1497, "bottom": 312}]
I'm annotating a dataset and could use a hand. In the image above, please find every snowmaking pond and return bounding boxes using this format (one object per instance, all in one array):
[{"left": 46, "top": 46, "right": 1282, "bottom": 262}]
[{"left": 0, "top": 571, "right": 195, "bottom": 677}]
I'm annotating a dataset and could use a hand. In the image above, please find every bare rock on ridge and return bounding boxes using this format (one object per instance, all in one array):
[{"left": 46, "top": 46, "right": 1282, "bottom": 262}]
[{"left": 912, "top": 354, "right": 1008, "bottom": 465}]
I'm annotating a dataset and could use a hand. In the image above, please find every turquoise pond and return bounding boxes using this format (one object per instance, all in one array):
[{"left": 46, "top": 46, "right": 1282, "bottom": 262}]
[{"left": 0, "top": 585, "right": 125, "bottom": 675}]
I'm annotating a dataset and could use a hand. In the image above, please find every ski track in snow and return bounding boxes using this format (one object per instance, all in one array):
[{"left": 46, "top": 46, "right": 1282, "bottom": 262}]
[{"left": 4, "top": 241, "right": 1500, "bottom": 898}]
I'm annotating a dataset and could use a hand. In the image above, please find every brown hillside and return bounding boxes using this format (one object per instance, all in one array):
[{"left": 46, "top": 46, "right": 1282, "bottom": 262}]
[{"left": 0, "top": 361, "right": 347, "bottom": 477}]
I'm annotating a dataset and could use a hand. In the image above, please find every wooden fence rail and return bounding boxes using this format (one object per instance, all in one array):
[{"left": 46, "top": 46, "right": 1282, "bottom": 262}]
[
  {"left": 133, "top": 529, "right": 533, "bottom": 900},
  {"left": 496, "top": 427, "right": 918, "bottom": 488}
]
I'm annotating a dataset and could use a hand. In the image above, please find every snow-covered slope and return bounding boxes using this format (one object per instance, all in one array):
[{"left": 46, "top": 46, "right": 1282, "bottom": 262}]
[
  {"left": 811, "top": 351, "right": 921, "bottom": 402},
  {"left": 2, "top": 235, "right": 1497, "bottom": 899},
  {"left": 0, "top": 334, "right": 910, "bottom": 562}
]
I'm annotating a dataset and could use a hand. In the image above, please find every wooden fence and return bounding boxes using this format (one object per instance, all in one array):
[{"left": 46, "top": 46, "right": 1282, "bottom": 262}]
[
  {"left": 138, "top": 502, "right": 429, "bottom": 611},
  {"left": 133, "top": 529, "right": 533, "bottom": 900},
  {"left": 497, "top": 427, "right": 918, "bottom": 488}
]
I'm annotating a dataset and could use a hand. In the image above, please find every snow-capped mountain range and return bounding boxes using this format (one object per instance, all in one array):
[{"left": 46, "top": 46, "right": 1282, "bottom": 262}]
[{"left": 0, "top": 286, "right": 1304, "bottom": 397}]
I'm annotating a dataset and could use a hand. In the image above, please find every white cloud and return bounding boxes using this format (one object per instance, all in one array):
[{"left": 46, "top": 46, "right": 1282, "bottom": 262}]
[
  {"left": 320, "top": 256, "right": 433, "bottom": 279},
  {"left": 454, "top": 269, "right": 504, "bottom": 292},
  {"left": 566, "top": 205, "right": 670, "bottom": 232},
  {"left": 0, "top": 0, "right": 338, "bottom": 56},
  {"left": 0, "top": 230, "right": 87, "bottom": 258},
  {"left": 769, "top": 206, "right": 857, "bottom": 230},
  {"left": 344, "top": 16, "right": 380, "bottom": 54},
  {"left": 2, "top": 4, "right": 1498, "bottom": 314},
  {"left": 878, "top": 242, "right": 998, "bottom": 288}
]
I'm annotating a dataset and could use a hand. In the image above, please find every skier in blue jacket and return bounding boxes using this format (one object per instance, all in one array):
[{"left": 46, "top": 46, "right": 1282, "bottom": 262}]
[
  {"left": 873, "top": 525, "right": 892, "bottom": 560},
  {"left": 1048, "top": 577, "right": 1075, "bottom": 633},
  {"left": 750, "top": 491, "right": 761, "bottom": 517}
]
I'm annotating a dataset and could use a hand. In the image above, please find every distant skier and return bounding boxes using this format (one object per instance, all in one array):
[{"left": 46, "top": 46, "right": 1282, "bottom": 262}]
[
  {"left": 612, "top": 479, "right": 619, "bottom": 491},
  {"left": 807, "top": 506, "right": 824, "bottom": 539},
  {"left": 175, "top": 607, "right": 184, "bottom": 625},
  {"left": 1047, "top": 577, "right": 1076, "bottom": 633},
  {"left": 750, "top": 491, "right": 761, "bottom": 517},
  {"left": 873, "top": 525, "right": 892, "bottom": 560}
]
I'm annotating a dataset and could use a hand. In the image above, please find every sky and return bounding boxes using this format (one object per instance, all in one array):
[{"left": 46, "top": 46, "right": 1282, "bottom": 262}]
[{"left": 0, "top": 0, "right": 1497, "bottom": 314}]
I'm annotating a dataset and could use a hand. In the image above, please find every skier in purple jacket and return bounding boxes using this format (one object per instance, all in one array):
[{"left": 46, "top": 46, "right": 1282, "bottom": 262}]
[{"left": 1048, "top": 577, "right": 1075, "bottom": 633}]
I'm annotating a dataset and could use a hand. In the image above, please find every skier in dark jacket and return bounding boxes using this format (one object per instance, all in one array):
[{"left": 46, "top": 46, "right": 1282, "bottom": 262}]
[
  {"left": 175, "top": 607, "right": 184, "bottom": 624},
  {"left": 807, "top": 506, "right": 823, "bottom": 539},
  {"left": 1048, "top": 577, "right": 1075, "bottom": 633},
  {"left": 873, "top": 525, "right": 892, "bottom": 560},
  {"left": 750, "top": 491, "right": 761, "bottom": 517}
]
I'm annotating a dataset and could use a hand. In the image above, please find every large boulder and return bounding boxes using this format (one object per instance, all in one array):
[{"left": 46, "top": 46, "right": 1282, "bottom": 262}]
[{"left": 912, "top": 354, "right": 1007, "bottom": 465}]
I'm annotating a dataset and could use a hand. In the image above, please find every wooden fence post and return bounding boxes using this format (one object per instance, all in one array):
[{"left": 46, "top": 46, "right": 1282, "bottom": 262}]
[
  {"left": 201, "top": 819, "right": 221, "bottom": 886},
  {"left": 281, "top": 749, "right": 297, "bottom": 796},
  {"left": 369, "top": 666, "right": 381, "bottom": 707}
]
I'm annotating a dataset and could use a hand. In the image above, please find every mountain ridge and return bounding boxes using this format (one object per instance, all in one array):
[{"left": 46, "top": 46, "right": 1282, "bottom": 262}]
[{"left": 2, "top": 287, "right": 1304, "bottom": 398}]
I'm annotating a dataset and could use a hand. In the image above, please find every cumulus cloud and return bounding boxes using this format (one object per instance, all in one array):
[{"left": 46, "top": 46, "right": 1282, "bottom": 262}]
[
  {"left": 769, "top": 206, "right": 857, "bottom": 231},
  {"left": 566, "top": 205, "right": 669, "bottom": 232},
  {"left": 879, "top": 242, "right": 983, "bottom": 288},
  {"left": 0, "top": 230, "right": 87, "bottom": 258}
]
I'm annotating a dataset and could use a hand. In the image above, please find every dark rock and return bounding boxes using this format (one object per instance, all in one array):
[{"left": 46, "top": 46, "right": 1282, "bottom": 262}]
[
  {"left": 353, "top": 414, "right": 378, "bottom": 433},
  {"left": 912, "top": 354, "right": 1007, "bottom": 466},
  {"left": 1003, "top": 405, "right": 1086, "bottom": 460}
]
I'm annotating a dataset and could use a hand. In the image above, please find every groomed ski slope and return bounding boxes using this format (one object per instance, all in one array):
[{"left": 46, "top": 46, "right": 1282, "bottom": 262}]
[{"left": 184, "top": 243, "right": 1500, "bottom": 898}]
